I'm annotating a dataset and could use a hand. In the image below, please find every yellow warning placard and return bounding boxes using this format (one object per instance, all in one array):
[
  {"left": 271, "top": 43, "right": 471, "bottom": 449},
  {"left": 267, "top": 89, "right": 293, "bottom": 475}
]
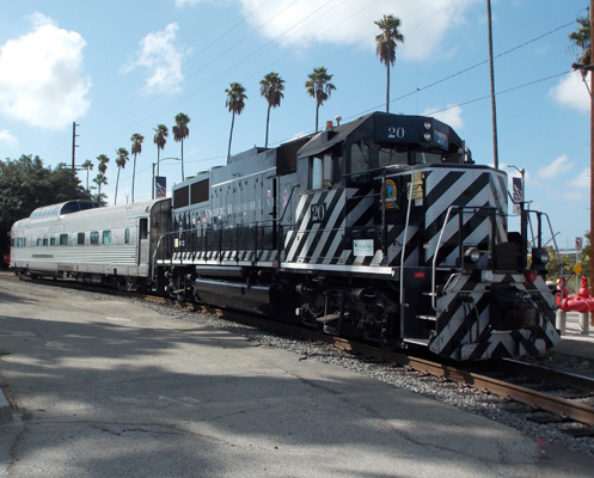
[{"left": 407, "top": 172, "right": 423, "bottom": 200}]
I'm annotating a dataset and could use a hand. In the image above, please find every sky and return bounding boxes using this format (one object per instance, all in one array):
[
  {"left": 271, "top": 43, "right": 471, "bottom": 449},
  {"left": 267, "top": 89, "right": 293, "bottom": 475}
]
[{"left": 0, "top": 0, "right": 590, "bottom": 250}]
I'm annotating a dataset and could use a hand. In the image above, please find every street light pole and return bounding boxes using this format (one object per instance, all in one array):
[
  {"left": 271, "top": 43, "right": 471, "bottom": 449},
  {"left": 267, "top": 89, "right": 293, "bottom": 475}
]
[
  {"left": 152, "top": 162, "right": 155, "bottom": 200},
  {"left": 486, "top": 0, "right": 499, "bottom": 169},
  {"left": 152, "top": 157, "right": 181, "bottom": 200}
]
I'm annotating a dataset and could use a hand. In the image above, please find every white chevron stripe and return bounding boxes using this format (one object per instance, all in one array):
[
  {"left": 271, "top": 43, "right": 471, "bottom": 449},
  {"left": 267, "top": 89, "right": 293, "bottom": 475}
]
[
  {"left": 310, "top": 190, "right": 344, "bottom": 261},
  {"left": 286, "top": 193, "right": 317, "bottom": 261},
  {"left": 425, "top": 170, "right": 475, "bottom": 226},
  {"left": 425, "top": 186, "right": 495, "bottom": 265}
]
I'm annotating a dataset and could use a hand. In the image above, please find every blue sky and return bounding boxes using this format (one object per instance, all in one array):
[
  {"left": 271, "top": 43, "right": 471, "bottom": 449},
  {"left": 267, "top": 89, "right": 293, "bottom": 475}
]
[{"left": 0, "top": 0, "right": 590, "bottom": 249}]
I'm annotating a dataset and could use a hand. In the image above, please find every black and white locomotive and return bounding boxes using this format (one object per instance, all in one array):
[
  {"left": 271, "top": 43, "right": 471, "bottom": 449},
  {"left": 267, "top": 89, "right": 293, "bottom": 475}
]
[{"left": 11, "top": 112, "right": 560, "bottom": 360}]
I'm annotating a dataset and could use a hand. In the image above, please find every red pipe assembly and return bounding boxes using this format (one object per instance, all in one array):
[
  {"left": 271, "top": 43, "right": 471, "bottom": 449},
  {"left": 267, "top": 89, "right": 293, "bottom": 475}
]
[{"left": 557, "top": 276, "right": 594, "bottom": 313}]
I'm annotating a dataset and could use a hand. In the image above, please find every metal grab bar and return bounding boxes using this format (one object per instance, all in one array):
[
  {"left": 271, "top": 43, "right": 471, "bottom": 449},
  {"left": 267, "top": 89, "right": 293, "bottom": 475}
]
[
  {"left": 431, "top": 206, "right": 456, "bottom": 311},
  {"left": 399, "top": 175, "right": 416, "bottom": 306},
  {"left": 430, "top": 205, "right": 497, "bottom": 311}
]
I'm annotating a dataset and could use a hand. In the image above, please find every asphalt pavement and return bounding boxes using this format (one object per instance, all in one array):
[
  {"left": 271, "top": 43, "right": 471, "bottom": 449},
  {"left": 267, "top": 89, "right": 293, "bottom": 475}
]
[{"left": 1, "top": 275, "right": 593, "bottom": 477}]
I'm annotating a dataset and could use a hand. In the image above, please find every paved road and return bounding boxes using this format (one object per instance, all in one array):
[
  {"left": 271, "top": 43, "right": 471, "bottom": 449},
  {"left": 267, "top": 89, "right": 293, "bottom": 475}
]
[{"left": 1, "top": 276, "right": 593, "bottom": 477}]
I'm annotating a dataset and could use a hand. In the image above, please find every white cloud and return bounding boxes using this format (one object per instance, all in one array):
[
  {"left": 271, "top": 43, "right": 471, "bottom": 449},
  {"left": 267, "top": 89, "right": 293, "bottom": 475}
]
[
  {"left": 567, "top": 167, "right": 590, "bottom": 189},
  {"left": 0, "top": 13, "right": 90, "bottom": 130},
  {"left": 239, "top": 0, "right": 477, "bottom": 60},
  {"left": 126, "top": 23, "right": 184, "bottom": 94},
  {"left": 0, "top": 129, "right": 17, "bottom": 148},
  {"left": 538, "top": 154, "right": 573, "bottom": 179},
  {"left": 421, "top": 104, "right": 463, "bottom": 129},
  {"left": 550, "top": 71, "right": 590, "bottom": 113}
]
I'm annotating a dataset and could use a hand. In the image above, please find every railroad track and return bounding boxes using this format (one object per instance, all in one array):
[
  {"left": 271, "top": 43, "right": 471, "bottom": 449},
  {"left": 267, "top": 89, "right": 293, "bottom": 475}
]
[{"left": 5, "top": 274, "right": 594, "bottom": 435}]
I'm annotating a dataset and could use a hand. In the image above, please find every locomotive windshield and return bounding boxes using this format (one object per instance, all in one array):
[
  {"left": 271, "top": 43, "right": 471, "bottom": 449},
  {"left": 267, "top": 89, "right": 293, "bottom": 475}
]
[{"left": 350, "top": 140, "right": 463, "bottom": 178}]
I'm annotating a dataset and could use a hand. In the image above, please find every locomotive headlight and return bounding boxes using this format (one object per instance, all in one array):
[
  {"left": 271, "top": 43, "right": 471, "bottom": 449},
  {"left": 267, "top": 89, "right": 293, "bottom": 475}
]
[
  {"left": 532, "top": 248, "right": 549, "bottom": 265},
  {"left": 423, "top": 120, "right": 432, "bottom": 130},
  {"left": 423, "top": 132, "right": 432, "bottom": 141},
  {"left": 464, "top": 246, "right": 481, "bottom": 264}
]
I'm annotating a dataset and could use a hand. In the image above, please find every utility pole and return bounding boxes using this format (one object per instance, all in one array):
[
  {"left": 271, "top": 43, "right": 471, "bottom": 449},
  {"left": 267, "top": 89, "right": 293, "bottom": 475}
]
[
  {"left": 590, "top": 0, "right": 594, "bottom": 294},
  {"left": 486, "top": 0, "right": 499, "bottom": 169},
  {"left": 72, "top": 122, "right": 79, "bottom": 171}
]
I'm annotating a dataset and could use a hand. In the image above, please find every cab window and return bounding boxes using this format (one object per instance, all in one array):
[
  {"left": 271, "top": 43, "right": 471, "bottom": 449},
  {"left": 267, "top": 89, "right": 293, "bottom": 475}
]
[
  {"left": 350, "top": 142, "right": 370, "bottom": 175},
  {"left": 311, "top": 154, "right": 333, "bottom": 189},
  {"left": 378, "top": 146, "right": 408, "bottom": 167}
]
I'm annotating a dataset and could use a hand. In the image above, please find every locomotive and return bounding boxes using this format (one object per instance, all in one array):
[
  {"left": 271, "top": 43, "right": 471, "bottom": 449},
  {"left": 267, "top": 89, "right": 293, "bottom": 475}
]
[{"left": 10, "top": 112, "right": 560, "bottom": 361}]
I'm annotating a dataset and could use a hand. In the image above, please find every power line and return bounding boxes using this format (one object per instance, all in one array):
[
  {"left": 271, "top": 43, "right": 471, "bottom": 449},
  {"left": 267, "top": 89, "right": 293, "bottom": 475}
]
[
  {"left": 427, "top": 70, "right": 572, "bottom": 115},
  {"left": 83, "top": 14, "right": 578, "bottom": 186}
]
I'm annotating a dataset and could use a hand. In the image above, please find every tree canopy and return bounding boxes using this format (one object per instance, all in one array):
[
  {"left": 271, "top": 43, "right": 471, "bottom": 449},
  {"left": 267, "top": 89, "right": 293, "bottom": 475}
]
[{"left": 0, "top": 155, "right": 90, "bottom": 256}]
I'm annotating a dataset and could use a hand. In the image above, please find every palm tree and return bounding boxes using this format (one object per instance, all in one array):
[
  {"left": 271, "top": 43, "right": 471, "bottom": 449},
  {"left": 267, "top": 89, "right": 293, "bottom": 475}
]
[
  {"left": 153, "top": 124, "right": 168, "bottom": 178},
  {"left": 130, "top": 133, "right": 144, "bottom": 203},
  {"left": 305, "top": 66, "right": 336, "bottom": 132},
  {"left": 225, "top": 82, "right": 247, "bottom": 160},
  {"left": 114, "top": 147, "right": 129, "bottom": 205},
  {"left": 173, "top": 113, "right": 190, "bottom": 181},
  {"left": 96, "top": 154, "right": 109, "bottom": 176},
  {"left": 81, "top": 159, "right": 93, "bottom": 192},
  {"left": 374, "top": 14, "right": 404, "bottom": 113},
  {"left": 260, "top": 72, "right": 285, "bottom": 148},
  {"left": 93, "top": 172, "right": 107, "bottom": 200}
]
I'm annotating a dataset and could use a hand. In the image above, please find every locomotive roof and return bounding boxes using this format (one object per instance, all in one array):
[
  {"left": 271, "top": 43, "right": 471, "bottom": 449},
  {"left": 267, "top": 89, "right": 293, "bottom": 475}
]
[{"left": 297, "top": 111, "right": 464, "bottom": 158}]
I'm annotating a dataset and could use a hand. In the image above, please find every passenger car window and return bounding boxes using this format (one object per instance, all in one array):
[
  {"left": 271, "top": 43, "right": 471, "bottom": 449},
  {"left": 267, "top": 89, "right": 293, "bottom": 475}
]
[
  {"left": 60, "top": 234, "right": 68, "bottom": 246},
  {"left": 102, "top": 230, "right": 111, "bottom": 245},
  {"left": 124, "top": 228, "right": 130, "bottom": 244},
  {"left": 77, "top": 233, "right": 85, "bottom": 245},
  {"left": 90, "top": 231, "right": 99, "bottom": 245}
]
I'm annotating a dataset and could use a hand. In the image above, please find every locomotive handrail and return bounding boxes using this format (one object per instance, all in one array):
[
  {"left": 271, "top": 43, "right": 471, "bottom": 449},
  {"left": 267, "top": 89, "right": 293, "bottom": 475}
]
[
  {"left": 525, "top": 209, "right": 562, "bottom": 277},
  {"left": 431, "top": 205, "right": 456, "bottom": 311},
  {"left": 429, "top": 205, "right": 498, "bottom": 311},
  {"left": 152, "top": 219, "right": 288, "bottom": 275},
  {"left": 399, "top": 176, "right": 416, "bottom": 314}
]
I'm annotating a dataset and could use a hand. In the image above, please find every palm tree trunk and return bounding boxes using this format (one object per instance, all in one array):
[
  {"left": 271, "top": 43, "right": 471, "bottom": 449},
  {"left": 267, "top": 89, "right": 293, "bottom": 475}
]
[
  {"left": 265, "top": 105, "right": 271, "bottom": 148},
  {"left": 386, "top": 63, "right": 391, "bottom": 113},
  {"left": 227, "top": 112, "right": 235, "bottom": 161},
  {"left": 114, "top": 168, "right": 121, "bottom": 205},
  {"left": 181, "top": 139, "right": 185, "bottom": 181},
  {"left": 132, "top": 153, "right": 137, "bottom": 203},
  {"left": 86, "top": 169, "right": 90, "bottom": 191},
  {"left": 315, "top": 102, "right": 319, "bottom": 133}
]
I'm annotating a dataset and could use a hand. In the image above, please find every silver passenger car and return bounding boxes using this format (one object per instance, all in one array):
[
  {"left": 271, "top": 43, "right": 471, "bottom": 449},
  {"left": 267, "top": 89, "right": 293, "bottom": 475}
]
[{"left": 10, "top": 198, "right": 171, "bottom": 287}]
